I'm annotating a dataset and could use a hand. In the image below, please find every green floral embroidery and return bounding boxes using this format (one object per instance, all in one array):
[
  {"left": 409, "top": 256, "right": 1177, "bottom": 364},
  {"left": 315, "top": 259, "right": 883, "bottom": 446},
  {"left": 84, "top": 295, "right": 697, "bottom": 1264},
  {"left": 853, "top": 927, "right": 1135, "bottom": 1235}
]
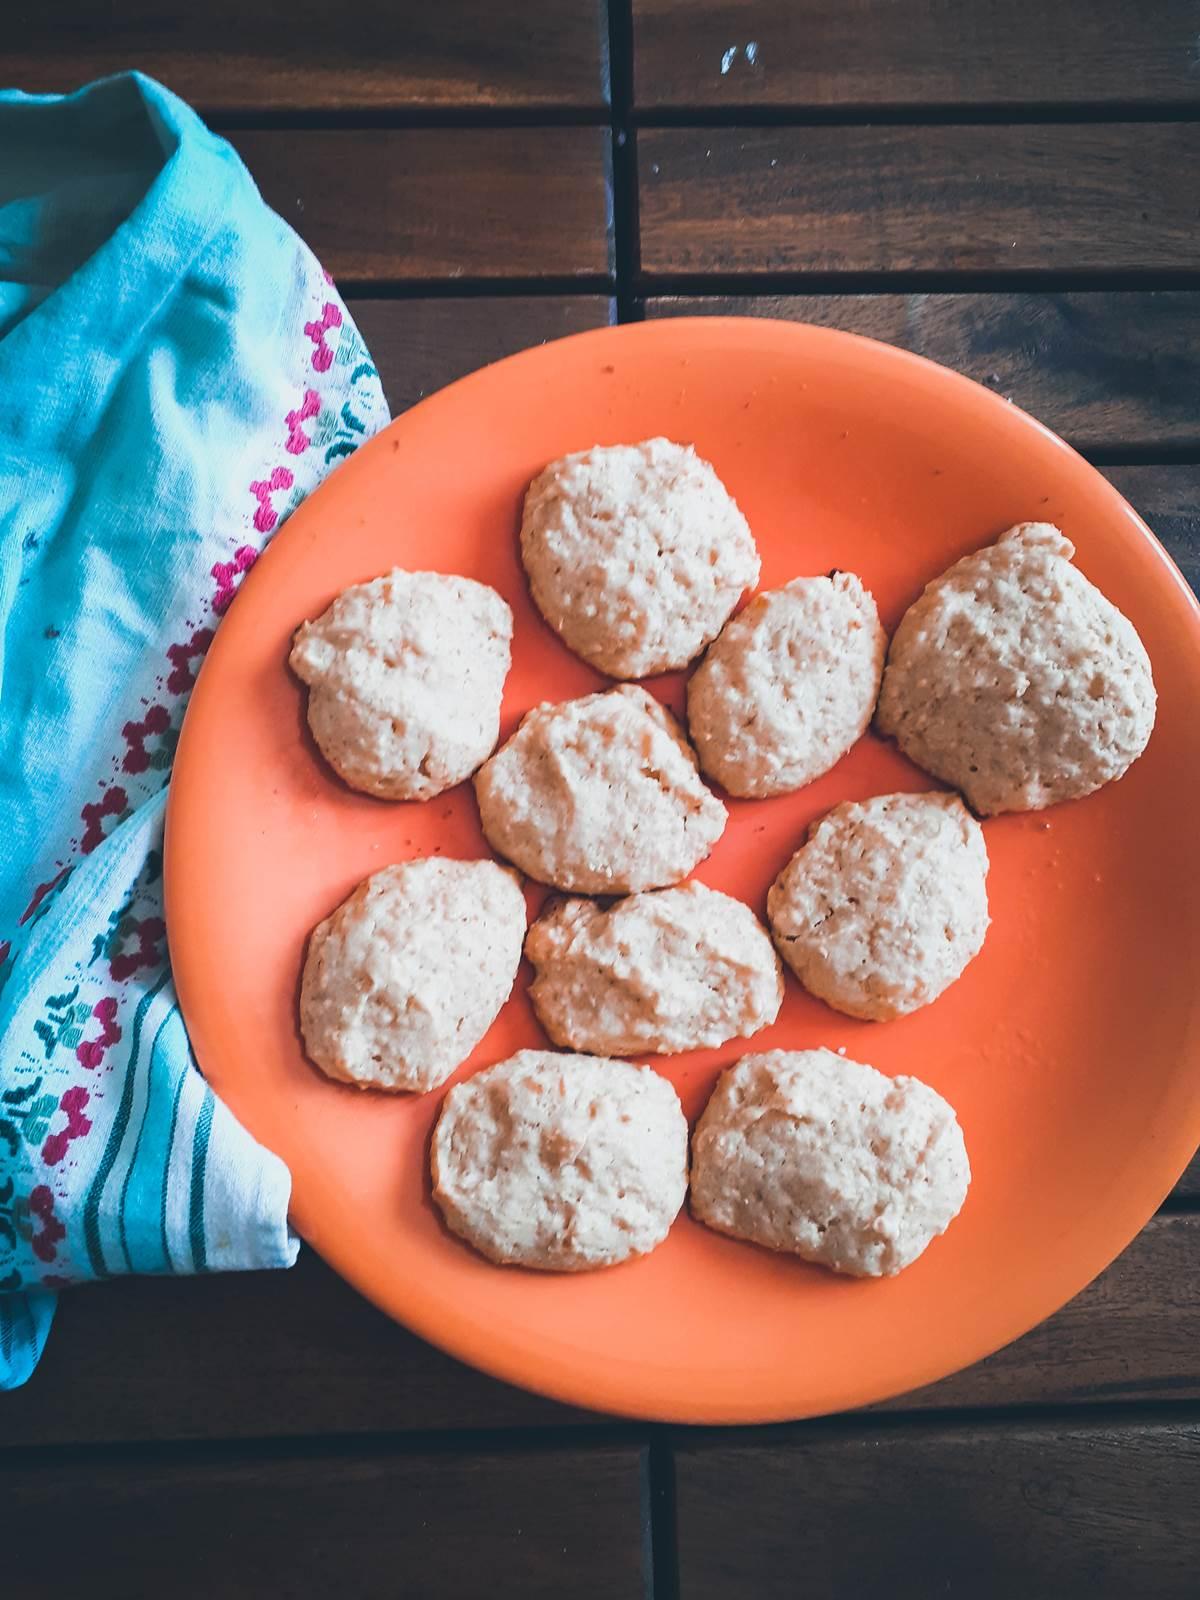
[
  {"left": 0, "top": 1170, "right": 32, "bottom": 1275},
  {"left": 32, "top": 986, "right": 90, "bottom": 1061},
  {"left": 0, "top": 1076, "right": 57, "bottom": 1156},
  {"left": 89, "top": 849, "right": 163, "bottom": 969},
  {"left": 321, "top": 325, "right": 379, "bottom": 463}
]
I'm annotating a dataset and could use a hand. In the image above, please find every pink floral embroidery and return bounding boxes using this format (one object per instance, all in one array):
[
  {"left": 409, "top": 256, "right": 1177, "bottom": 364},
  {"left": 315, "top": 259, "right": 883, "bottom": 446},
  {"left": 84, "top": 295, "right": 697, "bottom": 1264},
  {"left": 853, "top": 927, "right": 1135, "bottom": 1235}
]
[
  {"left": 121, "top": 704, "right": 171, "bottom": 775},
  {"left": 286, "top": 389, "right": 322, "bottom": 455},
  {"left": 41, "top": 1087, "right": 93, "bottom": 1168},
  {"left": 211, "top": 544, "right": 259, "bottom": 611},
  {"left": 249, "top": 466, "right": 294, "bottom": 536},
  {"left": 80, "top": 787, "right": 128, "bottom": 855},
  {"left": 166, "top": 627, "right": 214, "bottom": 694},
  {"left": 304, "top": 302, "right": 342, "bottom": 372},
  {"left": 109, "top": 916, "right": 165, "bottom": 983},
  {"left": 75, "top": 998, "right": 121, "bottom": 1071},
  {"left": 29, "top": 1185, "right": 66, "bottom": 1263}
]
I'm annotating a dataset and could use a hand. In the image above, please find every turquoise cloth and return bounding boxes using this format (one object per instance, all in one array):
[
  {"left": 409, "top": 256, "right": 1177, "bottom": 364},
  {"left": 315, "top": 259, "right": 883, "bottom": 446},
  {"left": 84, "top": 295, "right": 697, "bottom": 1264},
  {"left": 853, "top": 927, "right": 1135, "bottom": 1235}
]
[{"left": 0, "top": 73, "right": 390, "bottom": 1386}]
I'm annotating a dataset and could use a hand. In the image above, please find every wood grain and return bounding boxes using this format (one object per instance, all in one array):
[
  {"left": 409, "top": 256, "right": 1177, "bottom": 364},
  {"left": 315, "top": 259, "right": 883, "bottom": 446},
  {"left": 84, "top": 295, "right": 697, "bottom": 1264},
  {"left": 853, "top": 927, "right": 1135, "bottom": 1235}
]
[
  {"left": 673, "top": 1418, "right": 1200, "bottom": 1600},
  {"left": 647, "top": 293, "right": 1200, "bottom": 451},
  {"left": 233, "top": 129, "right": 613, "bottom": 284},
  {"left": 1105, "top": 465, "right": 1200, "bottom": 600},
  {"left": 875, "top": 1214, "right": 1200, "bottom": 1412},
  {"left": 4, "top": 1216, "right": 1196, "bottom": 1449},
  {"left": 352, "top": 296, "right": 614, "bottom": 415},
  {"left": 0, "top": 0, "right": 609, "bottom": 113},
  {"left": 1178, "top": 1151, "right": 1200, "bottom": 1197},
  {"left": 637, "top": 125, "right": 1200, "bottom": 278},
  {"left": 2, "top": 1444, "right": 647, "bottom": 1600},
  {"left": 0, "top": 1251, "right": 595, "bottom": 1448},
  {"left": 633, "top": 1, "right": 1200, "bottom": 111}
]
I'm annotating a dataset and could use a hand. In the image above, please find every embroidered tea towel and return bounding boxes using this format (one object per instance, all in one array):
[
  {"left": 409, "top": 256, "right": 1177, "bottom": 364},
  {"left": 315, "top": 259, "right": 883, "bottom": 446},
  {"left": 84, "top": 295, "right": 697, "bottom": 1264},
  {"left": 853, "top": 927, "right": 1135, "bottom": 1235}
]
[{"left": 0, "top": 72, "right": 390, "bottom": 1386}]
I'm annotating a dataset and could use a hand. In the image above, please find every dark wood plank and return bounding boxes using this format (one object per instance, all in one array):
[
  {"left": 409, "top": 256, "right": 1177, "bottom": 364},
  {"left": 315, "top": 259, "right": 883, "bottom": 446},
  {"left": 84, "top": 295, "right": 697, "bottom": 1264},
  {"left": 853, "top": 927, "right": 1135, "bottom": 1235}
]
[
  {"left": 3, "top": 1443, "right": 646, "bottom": 1600},
  {"left": 633, "top": 1, "right": 1200, "bottom": 111},
  {"left": 637, "top": 126, "right": 1200, "bottom": 277},
  {"left": 647, "top": 292, "right": 1200, "bottom": 451},
  {"left": 1105, "top": 465, "right": 1200, "bottom": 600},
  {"left": 352, "top": 296, "right": 615, "bottom": 415},
  {"left": 1168, "top": 1147, "right": 1200, "bottom": 1198},
  {"left": 874, "top": 1214, "right": 1200, "bottom": 1412},
  {"left": 0, "top": 1251, "right": 596, "bottom": 1448},
  {"left": 674, "top": 1418, "right": 1200, "bottom": 1600},
  {"left": 6, "top": 1217, "right": 1197, "bottom": 1448},
  {"left": 1, "top": 0, "right": 608, "bottom": 113},
  {"left": 233, "top": 129, "right": 613, "bottom": 284}
]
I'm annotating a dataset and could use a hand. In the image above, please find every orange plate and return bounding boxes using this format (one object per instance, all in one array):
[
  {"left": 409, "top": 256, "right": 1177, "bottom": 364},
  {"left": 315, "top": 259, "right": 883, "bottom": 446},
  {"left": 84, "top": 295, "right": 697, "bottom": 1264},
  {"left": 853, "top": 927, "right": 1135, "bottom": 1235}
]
[{"left": 167, "top": 319, "right": 1200, "bottom": 1423}]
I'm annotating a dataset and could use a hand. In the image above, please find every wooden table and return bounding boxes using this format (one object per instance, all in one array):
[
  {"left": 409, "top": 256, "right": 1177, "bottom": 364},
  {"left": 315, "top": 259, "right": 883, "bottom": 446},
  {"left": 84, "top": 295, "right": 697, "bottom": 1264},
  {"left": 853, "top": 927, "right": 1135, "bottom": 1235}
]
[{"left": 4, "top": 6, "right": 1200, "bottom": 1595}]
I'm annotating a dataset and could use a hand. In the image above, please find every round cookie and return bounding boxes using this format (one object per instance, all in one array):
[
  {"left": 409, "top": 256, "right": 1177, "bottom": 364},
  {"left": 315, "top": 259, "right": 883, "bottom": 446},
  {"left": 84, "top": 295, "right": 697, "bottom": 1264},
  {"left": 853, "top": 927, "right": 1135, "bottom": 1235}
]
[
  {"left": 767, "top": 791, "right": 989, "bottom": 1022},
  {"left": 431, "top": 1049, "right": 688, "bottom": 1270},
  {"left": 520, "top": 438, "right": 760, "bottom": 678},
  {"left": 290, "top": 568, "right": 512, "bottom": 800},
  {"left": 526, "top": 881, "right": 783, "bottom": 1056},
  {"left": 876, "top": 522, "right": 1156, "bottom": 815},
  {"left": 690, "top": 1048, "right": 970, "bottom": 1277},
  {"left": 300, "top": 857, "right": 526, "bottom": 1093},
  {"left": 688, "top": 571, "right": 886, "bottom": 797},
  {"left": 474, "top": 686, "right": 727, "bottom": 893}
]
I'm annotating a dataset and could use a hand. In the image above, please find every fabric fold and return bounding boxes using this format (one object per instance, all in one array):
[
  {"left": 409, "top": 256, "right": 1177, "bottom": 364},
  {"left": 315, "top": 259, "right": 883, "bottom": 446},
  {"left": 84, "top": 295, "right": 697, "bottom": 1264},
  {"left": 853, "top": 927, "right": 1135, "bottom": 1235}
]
[{"left": 0, "top": 71, "right": 391, "bottom": 1387}]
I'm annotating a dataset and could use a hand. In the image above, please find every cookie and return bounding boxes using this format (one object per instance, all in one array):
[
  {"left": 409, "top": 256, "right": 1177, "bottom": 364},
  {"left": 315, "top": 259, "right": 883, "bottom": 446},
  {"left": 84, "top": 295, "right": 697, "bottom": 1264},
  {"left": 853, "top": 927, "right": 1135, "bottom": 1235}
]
[
  {"left": 431, "top": 1049, "right": 688, "bottom": 1270},
  {"left": 290, "top": 569, "right": 512, "bottom": 800},
  {"left": 876, "top": 523, "right": 1156, "bottom": 815},
  {"left": 520, "top": 438, "right": 760, "bottom": 678},
  {"left": 767, "top": 791, "right": 989, "bottom": 1022},
  {"left": 526, "top": 881, "right": 783, "bottom": 1056},
  {"left": 688, "top": 571, "right": 886, "bottom": 797},
  {"left": 474, "top": 686, "right": 727, "bottom": 892},
  {"left": 690, "top": 1048, "right": 970, "bottom": 1277},
  {"left": 300, "top": 857, "right": 525, "bottom": 1093}
]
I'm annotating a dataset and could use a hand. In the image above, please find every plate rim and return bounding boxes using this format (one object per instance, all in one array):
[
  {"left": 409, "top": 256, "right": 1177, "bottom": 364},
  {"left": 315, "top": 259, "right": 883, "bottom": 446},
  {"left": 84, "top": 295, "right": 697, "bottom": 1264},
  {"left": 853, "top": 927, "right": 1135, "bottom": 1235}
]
[{"left": 166, "top": 315, "right": 1200, "bottom": 1423}]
